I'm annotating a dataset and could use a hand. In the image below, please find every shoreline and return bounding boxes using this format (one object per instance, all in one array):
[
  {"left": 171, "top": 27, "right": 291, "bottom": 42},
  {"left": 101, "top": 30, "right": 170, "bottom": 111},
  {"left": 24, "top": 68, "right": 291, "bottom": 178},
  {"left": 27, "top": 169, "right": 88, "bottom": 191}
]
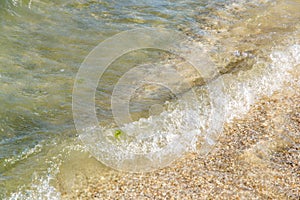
[
  {"left": 1, "top": 0, "right": 300, "bottom": 199},
  {"left": 64, "top": 81, "right": 299, "bottom": 199},
  {"left": 59, "top": 1, "right": 300, "bottom": 197}
]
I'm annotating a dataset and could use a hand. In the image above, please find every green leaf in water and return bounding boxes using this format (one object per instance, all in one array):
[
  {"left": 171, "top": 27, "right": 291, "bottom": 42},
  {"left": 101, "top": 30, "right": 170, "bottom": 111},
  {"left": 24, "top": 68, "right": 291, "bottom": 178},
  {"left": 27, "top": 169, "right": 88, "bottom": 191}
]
[{"left": 114, "top": 129, "right": 123, "bottom": 140}]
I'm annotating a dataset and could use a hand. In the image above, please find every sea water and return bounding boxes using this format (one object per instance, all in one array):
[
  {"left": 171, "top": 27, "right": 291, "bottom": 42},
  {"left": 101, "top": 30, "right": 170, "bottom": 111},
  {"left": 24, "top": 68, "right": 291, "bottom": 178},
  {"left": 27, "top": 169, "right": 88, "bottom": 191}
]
[{"left": 0, "top": 0, "right": 299, "bottom": 198}]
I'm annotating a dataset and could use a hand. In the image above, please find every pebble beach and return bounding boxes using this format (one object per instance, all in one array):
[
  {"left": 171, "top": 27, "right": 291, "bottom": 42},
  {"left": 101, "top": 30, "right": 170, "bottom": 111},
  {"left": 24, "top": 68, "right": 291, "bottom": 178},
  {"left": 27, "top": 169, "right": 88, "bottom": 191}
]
[
  {"left": 62, "top": 78, "right": 299, "bottom": 199},
  {"left": 1, "top": 0, "right": 299, "bottom": 199},
  {"left": 61, "top": 5, "right": 300, "bottom": 195}
]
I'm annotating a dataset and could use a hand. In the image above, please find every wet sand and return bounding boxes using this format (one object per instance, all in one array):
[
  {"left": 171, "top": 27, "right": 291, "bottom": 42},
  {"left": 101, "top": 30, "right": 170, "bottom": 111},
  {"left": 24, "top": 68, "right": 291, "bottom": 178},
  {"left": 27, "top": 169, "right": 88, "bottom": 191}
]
[{"left": 63, "top": 78, "right": 299, "bottom": 199}]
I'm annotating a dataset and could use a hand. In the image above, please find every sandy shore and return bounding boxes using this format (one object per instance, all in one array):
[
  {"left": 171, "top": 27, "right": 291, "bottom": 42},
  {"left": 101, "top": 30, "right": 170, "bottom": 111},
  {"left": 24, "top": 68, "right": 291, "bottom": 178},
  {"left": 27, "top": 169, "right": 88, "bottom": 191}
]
[{"left": 63, "top": 78, "right": 299, "bottom": 199}]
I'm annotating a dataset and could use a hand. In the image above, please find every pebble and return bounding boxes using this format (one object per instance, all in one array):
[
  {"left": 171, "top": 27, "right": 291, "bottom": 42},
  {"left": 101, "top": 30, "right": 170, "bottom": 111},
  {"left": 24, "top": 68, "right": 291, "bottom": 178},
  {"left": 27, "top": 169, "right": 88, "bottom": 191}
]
[{"left": 62, "top": 83, "right": 300, "bottom": 200}]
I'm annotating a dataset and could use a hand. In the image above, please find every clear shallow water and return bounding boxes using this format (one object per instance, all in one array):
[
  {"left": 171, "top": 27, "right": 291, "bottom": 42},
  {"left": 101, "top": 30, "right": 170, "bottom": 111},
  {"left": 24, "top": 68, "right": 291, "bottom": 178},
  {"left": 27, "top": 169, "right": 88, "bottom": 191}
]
[{"left": 0, "top": 0, "right": 299, "bottom": 199}]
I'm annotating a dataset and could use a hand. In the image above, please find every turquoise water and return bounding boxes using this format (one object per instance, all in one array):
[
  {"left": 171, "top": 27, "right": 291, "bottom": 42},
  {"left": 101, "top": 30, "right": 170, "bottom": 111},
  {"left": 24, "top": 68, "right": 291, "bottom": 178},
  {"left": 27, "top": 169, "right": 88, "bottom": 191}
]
[{"left": 0, "top": 0, "right": 299, "bottom": 198}]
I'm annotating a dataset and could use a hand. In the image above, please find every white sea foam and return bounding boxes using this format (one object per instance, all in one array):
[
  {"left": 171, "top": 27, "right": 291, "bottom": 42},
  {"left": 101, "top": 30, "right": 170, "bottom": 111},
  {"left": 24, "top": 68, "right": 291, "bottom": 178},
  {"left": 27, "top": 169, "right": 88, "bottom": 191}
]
[
  {"left": 6, "top": 141, "right": 87, "bottom": 200},
  {"left": 80, "top": 44, "right": 299, "bottom": 173}
]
